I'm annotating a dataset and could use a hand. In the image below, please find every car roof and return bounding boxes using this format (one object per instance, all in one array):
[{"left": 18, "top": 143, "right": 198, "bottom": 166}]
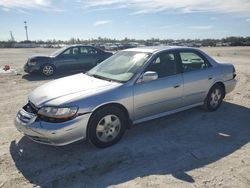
[
  {"left": 123, "top": 46, "right": 198, "bottom": 53},
  {"left": 67, "top": 44, "right": 94, "bottom": 47}
]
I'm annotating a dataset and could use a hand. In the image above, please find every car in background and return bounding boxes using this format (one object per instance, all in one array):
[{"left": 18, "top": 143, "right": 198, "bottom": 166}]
[
  {"left": 16, "top": 46, "right": 236, "bottom": 148},
  {"left": 24, "top": 45, "right": 113, "bottom": 76},
  {"left": 104, "top": 43, "right": 118, "bottom": 51}
]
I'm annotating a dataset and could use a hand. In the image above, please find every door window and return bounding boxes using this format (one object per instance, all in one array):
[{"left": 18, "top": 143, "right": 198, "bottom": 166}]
[
  {"left": 61, "top": 47, "right": 79, "bottom": 56},
  {"left": 79, "top": 47, "right": 98, "bottom": 55},
  {"left": 180, "top": 51, "right": 211, "bottom": 72},
  {"left": 87, "top": 47, "right": 98, "bottom": 54},
  {"left": 146, "top": 52, "right": 178, "bottom": 78}
]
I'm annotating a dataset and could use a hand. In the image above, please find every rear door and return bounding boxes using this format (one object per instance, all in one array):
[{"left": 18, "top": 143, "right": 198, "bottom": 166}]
[
  {"left": 178, "top": 49, "right": 215, "bottom": 106},
  {"left": 133, "top": 50, "right": 184, "bottom": 121}
]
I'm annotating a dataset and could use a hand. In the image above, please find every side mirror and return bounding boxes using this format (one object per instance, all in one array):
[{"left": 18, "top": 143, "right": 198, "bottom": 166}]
[{"left": 138, "top": 71, "right": 158, "bottom": 83}]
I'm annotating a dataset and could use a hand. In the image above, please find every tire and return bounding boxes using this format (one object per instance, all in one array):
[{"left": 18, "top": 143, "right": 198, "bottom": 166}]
[
  {"left": 40, "top": 64, "right": 55, "bottom": 76},
  {"left": 88, "top": 106, "right": 127, "bottom": 148},
  {"left": 204, "top": 84, "right": 224, "bottom": 111}
]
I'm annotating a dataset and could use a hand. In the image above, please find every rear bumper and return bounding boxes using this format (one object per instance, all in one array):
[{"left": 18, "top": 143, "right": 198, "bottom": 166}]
[
  {"left": 224, "top": 78, "right": 237, "bottom": 94},
  {"left": 15, "top": 108, "right": 91, "bottom": 146}
]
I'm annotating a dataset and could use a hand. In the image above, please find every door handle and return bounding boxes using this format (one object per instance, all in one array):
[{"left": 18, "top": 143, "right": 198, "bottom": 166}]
[
  {"left": 208, "top": 77, "right": 213, "bottom": 80},
  {"left": 174, "top": 84, "right": 181, "bottom": 88}
]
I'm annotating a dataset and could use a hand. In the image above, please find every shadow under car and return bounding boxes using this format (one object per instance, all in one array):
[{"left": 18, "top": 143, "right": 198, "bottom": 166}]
[{"left": 10, "top": 102, "right": 250, "bottom": 187}]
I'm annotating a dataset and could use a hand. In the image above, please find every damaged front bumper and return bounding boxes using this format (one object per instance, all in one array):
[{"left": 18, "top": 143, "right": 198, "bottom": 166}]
[
  {"left": 15, "top": 106, "right": 91, "bottom": 146},
  {"left": 24, "top": 63, "right": 40, "bottom": 73}
]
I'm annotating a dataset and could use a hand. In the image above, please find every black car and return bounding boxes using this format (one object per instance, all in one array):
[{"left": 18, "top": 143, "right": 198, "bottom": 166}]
[{"left": 24, "top": 45, "right": 113, "bottom": 76}]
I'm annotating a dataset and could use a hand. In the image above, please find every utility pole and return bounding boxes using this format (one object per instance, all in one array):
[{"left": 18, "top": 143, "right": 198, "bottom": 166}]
[
  {"left": 24, "top": 21, "right": 29, "bottom": 41},
  {"left": 9, "top": 31, "right": 15, "bottom": 41}
]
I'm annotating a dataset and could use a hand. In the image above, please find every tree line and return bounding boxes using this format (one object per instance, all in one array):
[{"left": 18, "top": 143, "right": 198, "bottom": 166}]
[{"left": 0, "top": 36, "right": 250, "bottom": 48}]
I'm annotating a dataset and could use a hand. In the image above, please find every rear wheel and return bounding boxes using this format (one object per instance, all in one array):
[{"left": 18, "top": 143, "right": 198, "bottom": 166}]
[
  {"left": 88, "top": 106, "right": 127, "bottom": 148},
  {"left": 204, "top": 84, "right": 224, "bottom": 111},
  {"left": 41, "top": 64, "right": 55, "bottom": 76}
]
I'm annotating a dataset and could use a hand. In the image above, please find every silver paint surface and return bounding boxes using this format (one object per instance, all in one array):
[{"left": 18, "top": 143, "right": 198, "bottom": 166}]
[{"left": 15, "top": 46, "right": 237, "bottom": 146}]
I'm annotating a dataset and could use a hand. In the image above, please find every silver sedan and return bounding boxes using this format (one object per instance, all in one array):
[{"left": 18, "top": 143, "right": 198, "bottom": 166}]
[{"left": 15, "top": 46, "right": 237, "bottom": 148}]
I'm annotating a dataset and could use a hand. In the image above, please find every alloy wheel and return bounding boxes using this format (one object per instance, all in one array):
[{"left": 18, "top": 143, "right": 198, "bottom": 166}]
[
  {"left": 42, "top": 65, "right": 54, "bottom": 76},
  {"left": 96, "top": 114, "right": 121, "bottom": 143},
  {"left": 210, "top": 88, "right": 222, "bottom": 108}
]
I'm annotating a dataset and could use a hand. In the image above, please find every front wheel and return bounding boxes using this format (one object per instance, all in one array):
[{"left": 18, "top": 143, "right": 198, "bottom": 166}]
[
  {"left": 41, "top": 64, "right": 55, "bottom": 76},
  {"left": 88, "top": 106, "right": 127, "bottom": 148},
  {"left": 204, "top": 84, "right": 224, "bottom": 111}
]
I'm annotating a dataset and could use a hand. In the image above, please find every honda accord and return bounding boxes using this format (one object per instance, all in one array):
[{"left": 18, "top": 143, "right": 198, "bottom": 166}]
[
  {"left": 15, "top": 46, "right": 237, "bottom": 148},
  {"left": 24, "top": 45, "right": 113, "bottom": 76}
]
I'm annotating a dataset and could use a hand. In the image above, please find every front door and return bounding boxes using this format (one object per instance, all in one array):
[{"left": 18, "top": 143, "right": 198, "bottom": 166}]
[
  {"left": 54, "top": 47, "right": 80, "bottom": 71},
  {"left": 133, "top": 51, "right": 183, "bottom": 121}
]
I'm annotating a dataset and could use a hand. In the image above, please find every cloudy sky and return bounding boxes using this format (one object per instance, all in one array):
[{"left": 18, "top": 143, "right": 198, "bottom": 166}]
[{"left": 0, "top": 0, "right": 250, "bottom": 41}]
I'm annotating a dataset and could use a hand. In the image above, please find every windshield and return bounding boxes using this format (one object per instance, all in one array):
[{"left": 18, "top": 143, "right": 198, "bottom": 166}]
[
  {"left": 50, "top": 46, "right": 68, "bottom": 57},
  {"left": 87, "top": 51, "right": 152, "bottom": 82}
]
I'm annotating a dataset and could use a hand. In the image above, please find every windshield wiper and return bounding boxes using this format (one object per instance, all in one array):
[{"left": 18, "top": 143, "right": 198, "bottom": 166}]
[
  {"left": 86, "top": 73, "right": 122, "bottom": 83},
  {"left": 91, "top": 74, "right": 116, "bottom": 82}
]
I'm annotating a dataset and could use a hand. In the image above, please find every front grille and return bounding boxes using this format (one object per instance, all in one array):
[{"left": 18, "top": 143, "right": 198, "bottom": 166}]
[
  {"left": 17, "top": 112, "right": 31, "bottom": 123},
  {"left": 17, "top": 101, "right": 38, "bottom": 124},
  {"left": 23, "top": 101, "right": 39, "bottom": 114}
]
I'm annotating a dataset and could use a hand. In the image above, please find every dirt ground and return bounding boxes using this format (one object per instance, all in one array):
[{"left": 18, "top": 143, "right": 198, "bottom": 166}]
[{"left": 0, "top": 47, "right": 250, "bottom": 188}]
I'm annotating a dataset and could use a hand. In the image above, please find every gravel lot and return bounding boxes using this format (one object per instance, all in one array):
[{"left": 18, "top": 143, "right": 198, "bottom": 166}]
[{"left": 0, "top": 47, "right": 250, "bottom": 188}]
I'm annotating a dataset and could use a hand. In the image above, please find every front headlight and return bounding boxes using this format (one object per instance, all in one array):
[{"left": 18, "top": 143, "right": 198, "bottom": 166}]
[
  {"left": 38, "top": 106, "right": 78, "bottom": 121},
  {"left": 28, "top": 61, "right": 37, "bottom": 66}
]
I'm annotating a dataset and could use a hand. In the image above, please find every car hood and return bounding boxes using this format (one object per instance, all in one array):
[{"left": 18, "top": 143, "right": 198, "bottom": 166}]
[
  {"left": 29, "top": 54, "right": 52, "bottom": 60},
  {"left": 28, "top": 73, "right": 121, "bottom": 107}
]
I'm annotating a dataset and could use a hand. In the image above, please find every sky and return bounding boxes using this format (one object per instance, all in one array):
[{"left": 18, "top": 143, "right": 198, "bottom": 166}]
[{"left": 0, "top": 0, "right": 250, "bottom": 41}]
